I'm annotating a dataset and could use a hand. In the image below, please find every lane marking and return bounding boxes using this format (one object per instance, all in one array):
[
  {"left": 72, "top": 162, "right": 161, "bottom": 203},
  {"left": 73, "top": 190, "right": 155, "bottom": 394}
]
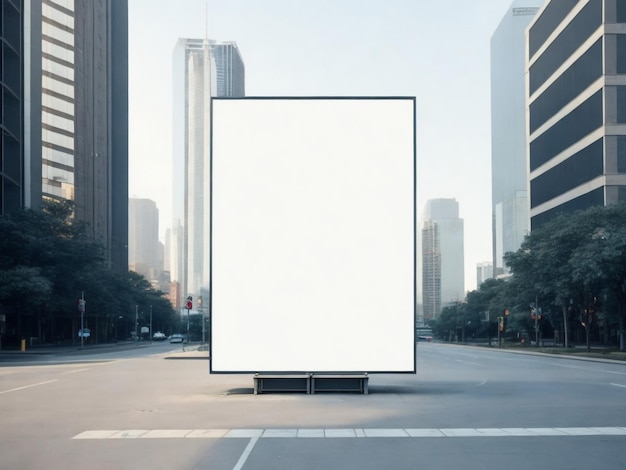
[
  {"left": 0, "top": 379, "right": 58, "bottom": 395},
  {"left": 232, "top": 436, "right": 259, "bottom": 470},
  {"left": 455, "top": 359, "right": 481, "bottom": 366},
  {"left": 72, "top": 427, "right": 626, "bottom": 440},
  {"left": 610, "top": 383, "right": 626, "bottom": 388},
  {"left": 63, "top": 368, "right": 89, "bottom": 374}
]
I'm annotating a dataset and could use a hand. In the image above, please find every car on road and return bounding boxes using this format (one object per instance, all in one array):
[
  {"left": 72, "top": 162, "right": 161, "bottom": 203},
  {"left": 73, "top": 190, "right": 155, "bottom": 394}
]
[
  {"left": 77, "top": 328, "right": 91, "bottom": 338},
  {"left": 152, "top": 332, "right": 166, "bottom": 341},
  {"left": 170, "top": 334, "right": 184, "bottom": 344}
]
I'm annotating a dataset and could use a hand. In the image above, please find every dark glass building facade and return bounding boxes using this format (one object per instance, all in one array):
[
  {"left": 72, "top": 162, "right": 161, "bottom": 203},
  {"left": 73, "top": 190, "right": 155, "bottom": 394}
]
[
  {"left": 1, "top": 0, "right": 24, "bottom": 214},
  {"left": 528, "top": 0, "right": 626, "bottom": 229}
]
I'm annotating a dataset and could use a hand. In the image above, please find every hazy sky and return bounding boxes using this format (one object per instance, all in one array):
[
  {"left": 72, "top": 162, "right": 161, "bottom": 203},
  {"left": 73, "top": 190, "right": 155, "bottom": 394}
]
[{"left": 128, "top": 0, "right": 531, "bottom": 293}]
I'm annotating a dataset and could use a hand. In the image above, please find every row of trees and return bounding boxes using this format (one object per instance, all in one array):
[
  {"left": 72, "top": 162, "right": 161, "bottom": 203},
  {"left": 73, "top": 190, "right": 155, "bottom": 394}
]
[
  {"left": 0, "top": 201, "right": 177, "bottom": 347},
  {"left": 430, "top": 204, "right": 626, "bottom": 350}
]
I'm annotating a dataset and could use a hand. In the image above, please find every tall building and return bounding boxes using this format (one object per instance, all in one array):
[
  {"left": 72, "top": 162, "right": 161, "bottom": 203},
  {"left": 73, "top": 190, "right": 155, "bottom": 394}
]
[
  {"left": 476, "top": 262, "right": 494, "bottom": 289},
  {"left": 491, "top": 1, "right": 542, "bottom": 273},
  {"left": 6, "top": 0, "right": 128, "bottom": 270},
  {"left": 129, "top": 198, "right": 160, "bottom": 279},
  {"left": 170, "top": 39, "right": 245, "bottom": 305},
  {"left": 421, "top": 198, "right": 465, "bottom": 321},
  {"left": 213, "top": 42, "right": 245, "bottom": 97},
  {"left": 528, "top": 0, "right": 626, "bottom": 229},
  {"left": 1, "top": 0, "right": 41, "bottom": 214}
]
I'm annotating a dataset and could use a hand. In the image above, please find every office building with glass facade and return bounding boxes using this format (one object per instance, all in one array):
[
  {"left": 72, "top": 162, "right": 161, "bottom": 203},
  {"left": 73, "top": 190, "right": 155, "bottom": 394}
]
[
  {"left": 170, "top": 39, "right": 244, "bottom": 305},
  {"left": 491, "top": 1, "right": 542, "bottom": 272},
  {"left": 1, "top": 0, "right": 42, "bottom": 214},
  {"left": 528, "top": 0, "right": 626, "bottom": 229},
  {"left": 421, "top": 198, "right": 465, "bottom": 321},
  {"left": 3, "top": 0, "right": 127, "bottom": 269}
]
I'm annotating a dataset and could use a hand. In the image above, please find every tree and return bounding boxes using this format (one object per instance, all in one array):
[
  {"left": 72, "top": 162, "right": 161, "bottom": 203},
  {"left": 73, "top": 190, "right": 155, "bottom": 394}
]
[
  {"left": 0, "top": 201, "right": 176, "bottom": 346},
  {"left": 569, "top": 204, "right": 626, "bottom": 350},
  {"left": 504, "top": 203, "right": 626, "bottom": 350}
]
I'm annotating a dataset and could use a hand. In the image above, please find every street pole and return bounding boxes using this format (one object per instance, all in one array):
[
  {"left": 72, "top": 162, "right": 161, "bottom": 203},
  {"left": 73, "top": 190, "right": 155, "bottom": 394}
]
[
  {"left": 80, "top": 291, "right": 85, "bottom": 350},
  {"left": 150, "top": 305, "right": 153, "bottom": 343},
  {"left": 135, "top": 305, "right": 138, "bottom": 342},
  {"left": 535, "top": 295, "right": 539, "bottom": 347},
  {"left": 201, "top": 308, "right": 205, "bottom": 345}
]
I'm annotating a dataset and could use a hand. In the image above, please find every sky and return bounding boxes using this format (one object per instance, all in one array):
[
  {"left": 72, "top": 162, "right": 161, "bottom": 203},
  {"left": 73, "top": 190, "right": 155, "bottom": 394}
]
[{"left": 128, "top": 0, "right": 533, "bottom": 294}]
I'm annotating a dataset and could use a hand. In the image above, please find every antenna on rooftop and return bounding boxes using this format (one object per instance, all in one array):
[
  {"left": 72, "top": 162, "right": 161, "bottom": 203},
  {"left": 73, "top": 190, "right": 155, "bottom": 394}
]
[{"left": 204, "top": 0, "right": 209, "bottom": 43}]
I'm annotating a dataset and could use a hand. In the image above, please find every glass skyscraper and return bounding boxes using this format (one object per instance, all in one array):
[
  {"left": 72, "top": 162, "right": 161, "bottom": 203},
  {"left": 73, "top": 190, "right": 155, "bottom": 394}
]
[
  {"left": 421, "top": 198, "right": 465, "bottom": 321},
  {"left": 2, "top": 0, "right": 127, "bottom": 272},
  {"left": 490, "top": 1, "right": 542, "bottom": 274},
  {"left": 528, "top": 0, "right": 626, "bottom": 228},
  {"left": 170, "top": 39, "right": 245, "bottom": 306}
]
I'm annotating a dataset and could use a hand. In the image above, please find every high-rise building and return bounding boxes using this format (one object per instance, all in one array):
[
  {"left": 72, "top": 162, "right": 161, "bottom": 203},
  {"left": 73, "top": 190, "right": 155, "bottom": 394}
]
[
  {"left": 7, "top": 0, "right": 128, "bottom": 271},
  {"left": 170, "top": 39, "right": 245, "bottom": 305},
  {"left": 528, "top": 0, "right": 626, "bottom": 229},
  {"left": 129, "top": 198, "right": 160, "bottom": 279},
  {"left": 476, "top": 262, "right": 494, "bottom": 289},
  {"left": 421, "top": 198, "right": 465, "bottom": 321},
  {"left": 213, "top": 42, "right": 245, "bottom": 97},
  {"left": 491, "top": 1, "right": 542, "bottom": 272},
  {"left": 1, "top": 0, "right": 41, "bottom": 214}
]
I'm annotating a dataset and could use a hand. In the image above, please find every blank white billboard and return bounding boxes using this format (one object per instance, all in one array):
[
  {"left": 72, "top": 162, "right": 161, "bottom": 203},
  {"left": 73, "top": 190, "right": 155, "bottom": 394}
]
[{"left": 210, "top": 97, "right": 415, "bottom": 373}]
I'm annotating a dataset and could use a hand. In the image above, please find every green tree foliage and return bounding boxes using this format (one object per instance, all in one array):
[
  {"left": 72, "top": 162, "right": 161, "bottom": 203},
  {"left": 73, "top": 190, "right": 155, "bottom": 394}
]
[
  {"left": 455, "top": 204, "right": 626, "bottom": 350},
  {"left": 0, "top": 201, "right": 176, "bottom": 345},
  {"left": 504, "top": 203, "right": 626, "bottom": 350}
]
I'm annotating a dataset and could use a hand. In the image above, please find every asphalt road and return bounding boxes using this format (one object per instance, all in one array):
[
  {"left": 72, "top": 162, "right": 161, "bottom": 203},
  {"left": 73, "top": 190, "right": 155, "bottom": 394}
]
[{"left": 1, "top": 342, "right": 625, "bottom": 469}]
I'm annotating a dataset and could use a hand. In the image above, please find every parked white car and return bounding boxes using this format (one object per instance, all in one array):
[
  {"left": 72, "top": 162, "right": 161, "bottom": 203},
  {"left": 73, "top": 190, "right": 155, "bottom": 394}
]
[
  {"left": 169, "top": 334, "right": 184, "bottom": 344},
  {"left": 152, "top": 332, "right": 166, "bottom": 341}
]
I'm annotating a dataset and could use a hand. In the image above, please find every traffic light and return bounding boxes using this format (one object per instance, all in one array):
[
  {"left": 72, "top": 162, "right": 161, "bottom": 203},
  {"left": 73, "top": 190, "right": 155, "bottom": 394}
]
[{"left": 186, "top": 295, "right": 193, "bottom": 310}]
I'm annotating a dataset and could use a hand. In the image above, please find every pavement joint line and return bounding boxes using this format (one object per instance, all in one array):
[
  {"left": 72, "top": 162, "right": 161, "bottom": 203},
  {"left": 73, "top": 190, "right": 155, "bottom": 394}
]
[{"left": 71, "top": 427, "right": 626, "bottom": 440}]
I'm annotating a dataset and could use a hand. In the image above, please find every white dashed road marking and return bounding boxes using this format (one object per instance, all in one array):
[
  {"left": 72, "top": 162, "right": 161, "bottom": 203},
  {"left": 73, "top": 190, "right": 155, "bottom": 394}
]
[{"left": 0, "top": 380, "right": 58, "bottom": 394}]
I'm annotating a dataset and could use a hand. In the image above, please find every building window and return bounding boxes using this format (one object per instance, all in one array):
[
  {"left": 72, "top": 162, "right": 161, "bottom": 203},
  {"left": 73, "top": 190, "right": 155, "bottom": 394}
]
[
  {"left": 531, "top": 187, "right": 604, "bottom": 230},
  {"left": 530, "top": 39, "right": 602, "bottom": 133},
  {"left": 618, "top": 1, "right": 626, "bottom": 23},
  {"left": 529, "top": 0, "right": 579, "bottom": 58},
  {"left": 617, "top": 137, "right": 626, "bottom": 173},
  {"left": 529, "top": 0, "right": 602, "bottom": 95},
  {"left": 618, "top": 87, "right": 626, "bottom": 123},
  {"left": 530, "top": 90, "right": 603, "bottom": 171},
  {"left": 530, "top": 138, "right": 603, "bottom": 208}
]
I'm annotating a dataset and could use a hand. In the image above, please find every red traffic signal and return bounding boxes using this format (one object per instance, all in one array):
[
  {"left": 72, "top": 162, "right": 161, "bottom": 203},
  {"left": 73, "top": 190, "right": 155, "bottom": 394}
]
[{"left": 187, "top": 300, "right": 192, "bottom": 310}]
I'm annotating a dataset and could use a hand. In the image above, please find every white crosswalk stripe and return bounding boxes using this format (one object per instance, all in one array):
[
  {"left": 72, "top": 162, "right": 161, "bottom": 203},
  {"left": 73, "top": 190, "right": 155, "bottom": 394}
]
[{"left": 72, "top": 427, "right": 626, "bottom": 440}]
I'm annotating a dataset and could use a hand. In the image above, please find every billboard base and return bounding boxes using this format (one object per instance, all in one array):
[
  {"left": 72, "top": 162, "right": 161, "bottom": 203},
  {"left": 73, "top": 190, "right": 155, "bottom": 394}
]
[{"left": 253, "top": 374, "right": 369, "bottom": 395}]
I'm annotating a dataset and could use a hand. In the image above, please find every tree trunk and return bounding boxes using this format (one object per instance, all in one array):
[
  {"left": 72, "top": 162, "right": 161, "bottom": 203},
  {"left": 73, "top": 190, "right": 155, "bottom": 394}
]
[
  {"left": 561, "top": 301, "right": 570, "bottom": 349},
  {"left": 615, "top": 291, "right": 626, "bottom": 351}
]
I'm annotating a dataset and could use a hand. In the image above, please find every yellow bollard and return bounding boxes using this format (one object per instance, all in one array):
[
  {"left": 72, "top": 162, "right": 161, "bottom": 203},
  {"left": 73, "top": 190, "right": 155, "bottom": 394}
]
[{"left": 21, "top": 338, "right": 26, "bottom": 352}]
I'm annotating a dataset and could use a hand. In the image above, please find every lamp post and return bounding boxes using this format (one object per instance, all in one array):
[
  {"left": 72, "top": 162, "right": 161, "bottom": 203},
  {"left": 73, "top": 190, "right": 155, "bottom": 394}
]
[{"left": 78, "top": 292, "right": 86, "bottom": 350}]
